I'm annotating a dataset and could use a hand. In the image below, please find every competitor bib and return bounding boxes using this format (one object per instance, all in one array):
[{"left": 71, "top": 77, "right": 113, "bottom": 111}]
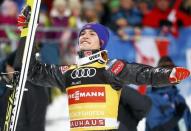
[{"left": 66, "top": 84, "right": 120, "bottom": 131}]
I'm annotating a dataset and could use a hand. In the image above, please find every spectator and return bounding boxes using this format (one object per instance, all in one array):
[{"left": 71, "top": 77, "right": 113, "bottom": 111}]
[
  {"left": 111, "top": 0, "right": 142, "bottom": 30},
  {"left": 81, "top": 1, "right": 100, "bottom": 23},
  {"left": 49, "top": 0, "right": 70, "bottom": 38},
  {"left": 49, "top": 0, "right": 75, "bottom": 65},
  {"left": 145, "top": 56, "right": 191, "bottom": 131},
  {"left": 0, "top": 0, "right": 18, "bottom": 40},
  {"left": 142, "top": 0, "right": 171, "bottom": 28},
  {"left": 104, "top": 0, "right": 119, "bottom": 31},
  {"left": 137, "top": 0, "right": 151, "bottom": 16},
  {"left": 108, "top": 0, "right": 120, "bottom": 14},
  {"left": 94, "top": 0, "right": 108, "bottom": 25},
  {"left": 109, "top": 0, "right": 142, "bottom": 40},
  {"left": 142, "top": 0, "right": 191, "bottom": 30},
  {"left": 68, "top": 0, "right": 82, "bottom": 28}
]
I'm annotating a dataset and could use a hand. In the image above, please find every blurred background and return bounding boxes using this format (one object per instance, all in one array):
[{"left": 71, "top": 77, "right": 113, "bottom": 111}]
[{"left": 0, "top": 0, "right": 191, "bottom": 130}]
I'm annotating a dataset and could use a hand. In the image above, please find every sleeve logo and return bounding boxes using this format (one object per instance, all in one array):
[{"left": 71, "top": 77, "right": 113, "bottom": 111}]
[
  {"left": 111, "top": 61, "right": 125, "bottom": 75},
  {"left": 59, "top": 66, "right": 69, "bottom": 74}
]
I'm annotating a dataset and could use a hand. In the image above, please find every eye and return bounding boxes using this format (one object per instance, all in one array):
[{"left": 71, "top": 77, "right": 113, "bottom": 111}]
[
  {"left": 90, "top": 32, "right": 96, "bottom": 36},
  {"left": 80, "top": 31, "right": 85, "bottom": 36}
]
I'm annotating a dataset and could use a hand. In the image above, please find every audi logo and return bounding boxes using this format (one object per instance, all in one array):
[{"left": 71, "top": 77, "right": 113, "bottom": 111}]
[{"left": 71, "top": 68, "right": 96, "bottom": 79}]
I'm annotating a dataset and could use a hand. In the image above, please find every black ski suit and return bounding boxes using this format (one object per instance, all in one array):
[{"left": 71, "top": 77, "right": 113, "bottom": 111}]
[{"left": 14, "top": 39, "right": 174, "bottom": 131}]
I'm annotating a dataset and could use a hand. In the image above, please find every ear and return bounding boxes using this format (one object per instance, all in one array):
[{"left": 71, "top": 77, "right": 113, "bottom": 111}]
[{"left": 100, "top": 40, "right": 104, "bottom": 47}]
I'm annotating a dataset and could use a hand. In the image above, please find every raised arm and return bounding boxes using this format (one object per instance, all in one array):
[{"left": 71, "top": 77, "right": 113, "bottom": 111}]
[
  {"left": 14, "top": 36, "right": 67, "bottom": 89},
  {"left": 14, "top": 6, "right": 67, "bottom": 89}
]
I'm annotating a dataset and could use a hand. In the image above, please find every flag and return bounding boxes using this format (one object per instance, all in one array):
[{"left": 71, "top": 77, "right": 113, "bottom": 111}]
[{"left": 134, "top": 36, "right": 169, "bottom": 66}]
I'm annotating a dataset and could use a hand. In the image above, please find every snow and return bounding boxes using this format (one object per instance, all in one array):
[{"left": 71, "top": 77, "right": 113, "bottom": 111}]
[
  {"left": 45, "top": 95, "right": 70, "bottom": 131},
  {"left": 186, "top": 95, "right": 191, "bottom": 112}
]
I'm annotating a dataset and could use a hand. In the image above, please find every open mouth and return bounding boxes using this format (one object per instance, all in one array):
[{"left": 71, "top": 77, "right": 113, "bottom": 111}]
[{"left": 81, "top": 41, "right": 91, "bottom": 45}]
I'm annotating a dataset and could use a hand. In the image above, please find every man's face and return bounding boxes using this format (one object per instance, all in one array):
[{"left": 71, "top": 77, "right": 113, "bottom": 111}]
[
  {"left": 120, "top": 0, "right": 134, "bottom": 10},
  {"left": 79, "top": 29, "right": 101, "bottom": 50}
]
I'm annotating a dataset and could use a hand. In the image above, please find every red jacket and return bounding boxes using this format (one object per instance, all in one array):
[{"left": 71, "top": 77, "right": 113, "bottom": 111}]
[{"left": 142, "top": 7, "right": 191, "bottom": 28}]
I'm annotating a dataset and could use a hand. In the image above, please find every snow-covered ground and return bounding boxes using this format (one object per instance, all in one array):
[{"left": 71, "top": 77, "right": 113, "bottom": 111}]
[
  {"left": 45, "top": 95, "right": 70, "bottom": 131},
  {"left": 46, "top": 94, "right": 191, "bottom": 131},
  {"left": 186, "top": 95, "right": 191, "bottom": 112}
]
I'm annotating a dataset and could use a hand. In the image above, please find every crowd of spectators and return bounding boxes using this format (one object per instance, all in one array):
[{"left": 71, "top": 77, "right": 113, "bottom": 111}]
[{"left": 0, "top": 0, "right": 191, "bottom": 64}]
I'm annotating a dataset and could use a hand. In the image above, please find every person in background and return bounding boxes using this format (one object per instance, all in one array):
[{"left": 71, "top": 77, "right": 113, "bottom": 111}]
[
  {"left": 145, "top": 56, "right": 191, "bottom": 131},
  {"left": 68, "top": 0, "right": 82, "bottom": 28},
  {"left": 109, "top": 0, "right": 142, "bottom": 40},
  {"left": 105, "top": 0, "right": 120, "bottom": 29},
  {"left": 0, "top": 0, "right": 18, "bottom": 40},
  {"left": 49, "top": 0, "right": 70, "bottom": 39},
  {"left": 137, "top": 0, "right": 151, "bottom": 16},
  {"left": 142, "top": 0, "right": 170, "bottom": 28},
  {"left": 111, "top": 0, "right": 142, "bottom": 31},
  {"left": 81, "top": 1, "right": 100, "bottom": 23},
  {"left": 142, "top": 0, "right": 191, "bottom": 37}
]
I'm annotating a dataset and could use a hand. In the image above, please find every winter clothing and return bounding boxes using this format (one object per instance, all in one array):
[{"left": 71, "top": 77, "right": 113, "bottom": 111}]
[
  {"left": 14, "top": 38, "right": 175, "bottom": 130},
  {"left": 118, "top": 86, "right": 152, "bottom": 131},
  {"left": 16, "top": 82, "right": 49, "bottom": 131},
  {"left": 146, "top": 86, "right": 191, "bottom": 131},
  {"left": 14, "top": 21, "right": 178, "bottom": 130},
  {"left": 145, "top": 56, "right": 191, "bottom": 131},
  {"left": 11, "top": 39, "right": 49, "bottom": 131},
  {"left": 111, "top": 8, "right": 142, "bottom": 27},
  {"left": 142, "top": 7, "right": 191, "bottom": 28}
]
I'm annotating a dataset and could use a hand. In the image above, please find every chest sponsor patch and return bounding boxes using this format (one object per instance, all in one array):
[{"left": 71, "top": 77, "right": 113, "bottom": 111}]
[
  {"left": 67, "top": 87, "right": 106, "bottom": 105},
  {"left": 71, "top": 68, "right": 96, "bottom": 79},
  {"left": 70, "top": 119, "right": 105, "bottom": 128}
]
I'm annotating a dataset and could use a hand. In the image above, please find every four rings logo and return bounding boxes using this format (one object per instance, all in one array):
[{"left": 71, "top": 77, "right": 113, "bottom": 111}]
[{"left": 71, "top": 68, "right": 96, "bottom": 79}]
